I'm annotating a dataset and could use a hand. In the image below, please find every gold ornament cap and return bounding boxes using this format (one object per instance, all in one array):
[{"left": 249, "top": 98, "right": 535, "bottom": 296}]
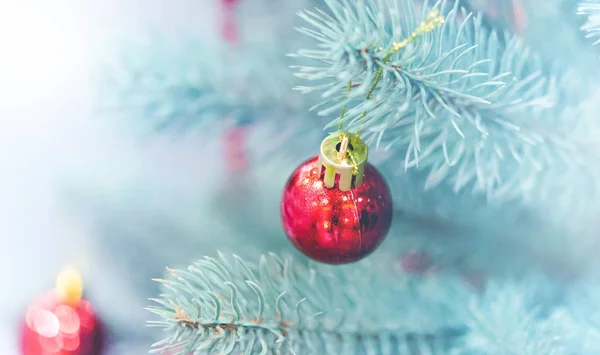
[{"left": 318, "top": 133, "right": 368, "bottom": 192}]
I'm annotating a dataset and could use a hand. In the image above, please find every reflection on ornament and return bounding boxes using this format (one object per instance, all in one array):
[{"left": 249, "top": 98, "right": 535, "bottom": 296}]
[{"left": 20, "top": 267, "right": 105, "bottom": 355}]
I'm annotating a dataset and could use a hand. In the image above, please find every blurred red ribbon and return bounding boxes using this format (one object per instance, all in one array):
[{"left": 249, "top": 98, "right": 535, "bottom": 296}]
[{"left": 221, "top": 0, "right": 239, "bottom": 44}]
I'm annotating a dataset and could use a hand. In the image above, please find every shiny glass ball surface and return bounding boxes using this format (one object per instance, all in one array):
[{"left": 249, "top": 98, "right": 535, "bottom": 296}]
[{"left": 281, "top": 157, "right": 393, "bottom": 264}]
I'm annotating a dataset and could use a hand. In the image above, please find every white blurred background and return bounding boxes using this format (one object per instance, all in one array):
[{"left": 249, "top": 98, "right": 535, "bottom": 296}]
[{"left": 0, "top": 1, "right": 218, "bottom": 353}]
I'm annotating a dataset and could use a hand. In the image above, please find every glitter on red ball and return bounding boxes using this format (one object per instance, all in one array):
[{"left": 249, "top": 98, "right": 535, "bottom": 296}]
[
  {"left": 281, "top": 156, "right": 393, "bottom": 264},
  {"left": 20, "top": 291, "right": 105, "bottom": 355}
]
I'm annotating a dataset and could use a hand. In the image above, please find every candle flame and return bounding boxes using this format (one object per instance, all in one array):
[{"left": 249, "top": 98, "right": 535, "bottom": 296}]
[{"left": 55, "top": 266, "right": 83, "bottom": 306}]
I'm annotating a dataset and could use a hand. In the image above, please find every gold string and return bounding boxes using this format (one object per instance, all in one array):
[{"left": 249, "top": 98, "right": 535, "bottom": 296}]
[
  {"left": 337, "top": 82, "right": 353, "bottom": 161},
  {"left": 338, "top": 81, "right": 353, "bottom": 132},
  {"left": 358, "top": 9, "right": 445, "bottom": 125}
]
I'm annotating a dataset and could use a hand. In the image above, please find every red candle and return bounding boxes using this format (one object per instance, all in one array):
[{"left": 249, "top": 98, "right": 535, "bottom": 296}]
[{"left": 20, "top": 267, "right": 105, "bottom": 355}]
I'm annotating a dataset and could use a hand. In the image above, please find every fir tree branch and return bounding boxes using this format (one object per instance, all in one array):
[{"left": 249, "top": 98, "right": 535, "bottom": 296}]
[
  {"left": 293, "top": 0, "right": 556, "bottom": 196},
  {"left": 551, "top": 276, "right": 600, "bottom": 353},
  {"left": 578, "top": 2, "right": 600, "bottom": 46},
  {"left": 458, "top": 278, "right": 567, "bottom": 354},
  {"left": 102, "top": 38, "right": 306, "bottom": 133},
  {"left": 147, "top": 252, "right": 471, "bottom": 354}
]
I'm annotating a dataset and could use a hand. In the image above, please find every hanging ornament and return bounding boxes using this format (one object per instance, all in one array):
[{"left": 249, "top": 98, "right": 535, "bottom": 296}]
[
  {"left": 219, "top": 0, "right": 250, "bottom": 174},
  {"left": 223, "top": 115, "right": 252, "bottom": 174},
  {"left": 214, "top": 0, "right": 260, "bottom": 236},
  {"left": 218, "top": 0, "right": 254, "bottom": 203},
  {"left": 220, "top": 0, "right": 239, "bottom": 44},
  {"left": 20, "top": 266, "right": 105, "bottom": 355},
  {"left": 280, "top": 8, "right": 444, "bottom": 265},
  {"left": 280, "top": 133, "right": 393, "bottom": 264}
]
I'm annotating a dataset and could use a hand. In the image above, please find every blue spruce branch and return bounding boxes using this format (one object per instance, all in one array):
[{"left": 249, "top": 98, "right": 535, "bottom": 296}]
[
  {"left": 147, "top": 252, "right": 472, "bottom": 354},
  {"left": 293, "top": 0, "right": 563, "bottom": 197},
  {"left": 102, "top": 37, "right": 306, "bottom": 133},
  {"left": 147, "top": 253, "right": 600, "bottom": 354},
  {"left": 525, "top": 275, "right": 600, "bottom": 354},
  {"left": 457, "top": 278, "right": 567, "bottom": 354},
  {"left": 578, "top": 2, "right": 600, "bottom": 45}
]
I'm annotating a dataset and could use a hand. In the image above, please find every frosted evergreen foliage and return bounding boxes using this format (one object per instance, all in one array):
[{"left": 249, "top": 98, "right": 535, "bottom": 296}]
[
  {"left": 149, "top": 254, "right": 600, "bottom": 354},
  {"left": 293, "top": 0, "right": 562, "bottom": 198},
  {"left": 456, "top": 279, "right": 567, "bottom": 354},
  {"left": 147, "top": 253, "right": 473, "bottom": 354},
  {"left": 104, "top": 37, "right": 307, "bottom": 133},
  {"left": 579, "top": 2, "right": 600, "bottom": 45}
]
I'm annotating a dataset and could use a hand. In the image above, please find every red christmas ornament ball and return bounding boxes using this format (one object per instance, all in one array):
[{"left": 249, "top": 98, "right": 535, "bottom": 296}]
[{"left": 281, "top": 156, "right": 393, "bottom": 264}]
